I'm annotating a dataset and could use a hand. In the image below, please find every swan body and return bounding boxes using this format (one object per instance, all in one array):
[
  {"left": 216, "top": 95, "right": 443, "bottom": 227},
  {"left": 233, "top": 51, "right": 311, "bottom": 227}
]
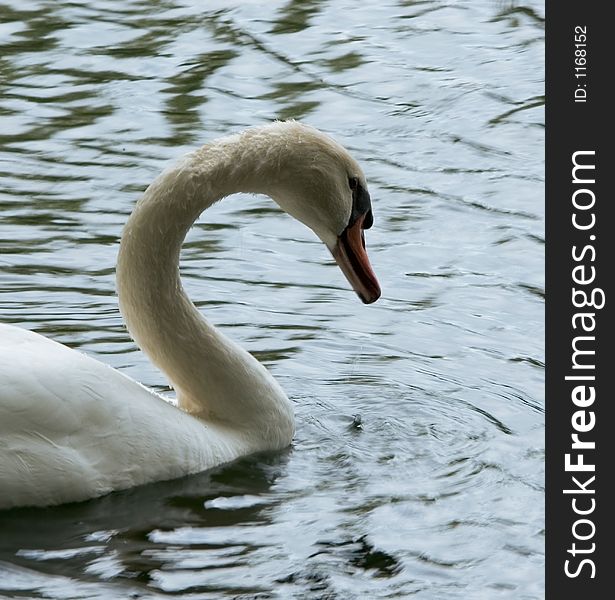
[{"left": 0, "top": 121, "right": 380, "bottom": 509}]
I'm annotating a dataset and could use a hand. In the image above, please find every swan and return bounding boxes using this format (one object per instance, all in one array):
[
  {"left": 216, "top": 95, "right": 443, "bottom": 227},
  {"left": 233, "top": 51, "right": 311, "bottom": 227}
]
[{"left": 0, "top": 121, "right": 381, "bottom": 509}]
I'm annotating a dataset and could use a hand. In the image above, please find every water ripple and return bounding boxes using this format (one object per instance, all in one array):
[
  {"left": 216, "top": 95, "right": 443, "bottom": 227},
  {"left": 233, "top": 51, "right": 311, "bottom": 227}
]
[{"left": 0, "top": 0, "right": 544, "bottom": 598}]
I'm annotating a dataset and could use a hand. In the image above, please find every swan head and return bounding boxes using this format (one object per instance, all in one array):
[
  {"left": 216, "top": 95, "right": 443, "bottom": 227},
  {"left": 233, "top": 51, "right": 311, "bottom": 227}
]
[{"left": 255, "top": 121, "right": 381, "bottom": 304}]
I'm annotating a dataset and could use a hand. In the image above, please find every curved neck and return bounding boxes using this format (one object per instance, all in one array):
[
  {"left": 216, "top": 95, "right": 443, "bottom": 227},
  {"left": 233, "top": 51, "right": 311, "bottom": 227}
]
[{"left": 116, "top": 134, "right": 293, "bottom": 441}]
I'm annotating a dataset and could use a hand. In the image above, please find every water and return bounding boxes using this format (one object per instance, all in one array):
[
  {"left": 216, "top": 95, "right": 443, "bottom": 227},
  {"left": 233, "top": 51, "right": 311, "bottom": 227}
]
[{"left": 0, "top": 1, "right": 544, "bottom": 598}]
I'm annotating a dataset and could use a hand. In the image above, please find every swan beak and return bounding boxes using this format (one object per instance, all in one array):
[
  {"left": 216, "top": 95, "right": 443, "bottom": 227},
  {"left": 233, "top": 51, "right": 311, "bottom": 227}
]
[{"left": 330, "top": 214, "right": 381, "bottom": 304}]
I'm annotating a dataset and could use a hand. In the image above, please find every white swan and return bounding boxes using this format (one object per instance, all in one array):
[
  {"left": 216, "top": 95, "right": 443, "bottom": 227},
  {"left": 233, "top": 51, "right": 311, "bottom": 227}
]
[{"left": 0, "top": 121, "right": 380, "bottom": 509}]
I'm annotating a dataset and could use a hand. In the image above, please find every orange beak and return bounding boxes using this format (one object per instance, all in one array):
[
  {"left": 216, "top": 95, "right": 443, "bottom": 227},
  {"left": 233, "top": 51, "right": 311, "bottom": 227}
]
[{"left": 330, "top": 214, "right": 381, "bottom": 304}]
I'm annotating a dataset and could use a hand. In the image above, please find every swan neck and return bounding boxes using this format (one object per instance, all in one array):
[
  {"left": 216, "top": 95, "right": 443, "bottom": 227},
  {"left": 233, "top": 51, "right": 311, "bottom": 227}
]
[{"left": 115, "top": 137, "right": 293, "bottom": 443}]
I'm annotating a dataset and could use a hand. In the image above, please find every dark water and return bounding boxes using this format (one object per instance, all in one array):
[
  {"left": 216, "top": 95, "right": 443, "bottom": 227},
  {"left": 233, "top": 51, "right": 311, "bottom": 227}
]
[{"left": 0, "top": 1, "right": 544, "bottom": 598}]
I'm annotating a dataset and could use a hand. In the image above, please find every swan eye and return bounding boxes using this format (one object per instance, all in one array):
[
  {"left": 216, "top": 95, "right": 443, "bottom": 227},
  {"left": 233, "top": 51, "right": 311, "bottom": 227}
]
[{"left": 348, "top": 176, "right": 372, "bottom": 229}]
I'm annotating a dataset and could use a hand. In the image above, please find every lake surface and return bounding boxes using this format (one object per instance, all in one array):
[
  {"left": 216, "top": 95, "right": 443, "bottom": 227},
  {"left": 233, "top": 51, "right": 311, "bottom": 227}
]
[{"left": 0, "top": 1, "right": 544, "bottom": 598}]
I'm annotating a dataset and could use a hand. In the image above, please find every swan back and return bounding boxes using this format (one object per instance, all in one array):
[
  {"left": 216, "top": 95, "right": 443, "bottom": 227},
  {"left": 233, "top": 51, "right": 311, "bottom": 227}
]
[{"left": 0, "top": 324, "right": 256, "bottom": 508}]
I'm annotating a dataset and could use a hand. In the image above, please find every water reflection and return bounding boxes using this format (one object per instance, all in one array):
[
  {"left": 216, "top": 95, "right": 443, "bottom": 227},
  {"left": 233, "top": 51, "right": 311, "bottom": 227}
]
[
  {"left": 163, "top": 50, "right": 238, "bottom": 143},
  {"left": 260, "top": 79, "right": 322, "bottom": 120},
  {"left": 1, "top": 0, "right": 544, "bottom": 597},
  {"left": 1, "top": 452, "right": 290, "bottom": 596}
]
